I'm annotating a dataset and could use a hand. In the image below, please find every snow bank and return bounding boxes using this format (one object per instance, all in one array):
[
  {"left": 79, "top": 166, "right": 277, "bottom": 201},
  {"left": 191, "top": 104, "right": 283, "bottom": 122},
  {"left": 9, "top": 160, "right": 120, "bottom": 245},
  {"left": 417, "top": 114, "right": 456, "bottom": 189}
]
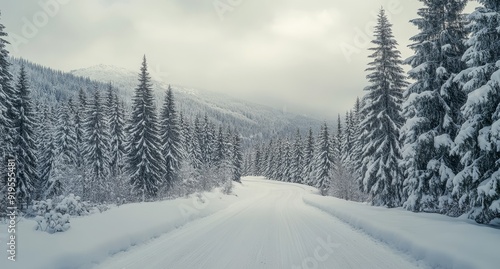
[
  {"left": 0, "top": 188, "right": 239, "bottom": 269},
  {"left": 303, "top": 195, "right": 500, "bottom": 269}
]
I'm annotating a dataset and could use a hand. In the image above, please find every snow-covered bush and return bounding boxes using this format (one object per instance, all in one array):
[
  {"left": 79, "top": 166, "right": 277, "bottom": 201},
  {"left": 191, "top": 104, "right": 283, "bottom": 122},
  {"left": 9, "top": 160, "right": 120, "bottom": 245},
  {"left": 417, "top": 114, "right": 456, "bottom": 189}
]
[
  {"left": 55, "top": 194, "right": 90, "bottom": 216},
  {"left": 33, "top": 199, "right": 71, "bottom": 234},
  {"left": 34, "top": 210, "right": 70, "bottom": 234},
  {"left": 32, "top": 194, "right": 93, "bottom": 233}
]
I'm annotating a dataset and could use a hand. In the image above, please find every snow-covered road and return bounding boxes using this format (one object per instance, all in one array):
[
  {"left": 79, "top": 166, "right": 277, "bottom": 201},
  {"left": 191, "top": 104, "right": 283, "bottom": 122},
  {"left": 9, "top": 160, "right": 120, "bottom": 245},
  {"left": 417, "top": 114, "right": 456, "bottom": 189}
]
[{"left": 94, "top": 177, "right": 423, "bottom": 269}]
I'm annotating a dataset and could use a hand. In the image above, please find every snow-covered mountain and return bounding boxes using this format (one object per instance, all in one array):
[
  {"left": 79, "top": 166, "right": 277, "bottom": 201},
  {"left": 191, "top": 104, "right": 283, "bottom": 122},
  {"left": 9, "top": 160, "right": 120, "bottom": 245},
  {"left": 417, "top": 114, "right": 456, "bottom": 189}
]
[
  {"left": 69, "top": 64, "right": 322, "bottom": 141},
  {"left": 10, "top": 58, "right": 321, "bottom": 142}
]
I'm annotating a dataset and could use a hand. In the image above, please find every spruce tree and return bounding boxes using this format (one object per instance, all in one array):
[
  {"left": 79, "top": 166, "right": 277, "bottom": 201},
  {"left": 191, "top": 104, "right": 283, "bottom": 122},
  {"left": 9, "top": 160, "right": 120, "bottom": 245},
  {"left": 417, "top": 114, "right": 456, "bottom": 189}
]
[
  {"left": 360, "top": 9, "right": 406, "bottom": 207},
  {"left": 252, "top": 145, "right": 262, "bottom": 176},
  {"left": 0, "top": 13, "right": 15, "bottom": 159},
  {"left": 55, "top": 101, "right": 77, "bottom": 167},
  {"left": 451, "top": 0, "right": 500, "bottom": 222},
  {"left": 313, "top": 123, "right": 333, "bottom": 195},
  {"left": 126, "top": 56, "right": 164, "bottom": 201},
  {"left": 281, "top": 140, "right": 292, "bottom": 182},
  {"left": 231, "top": 132, "right": 243, "bottom": 182},
  {"left": 302, "top": 128, "right": 315, "bottom": 185},
  {"left": 12, "top": 66, "right": 37, "bottom": 208},
  {"left": 84, "top": 90, "right": 110, "bottom": 203},
  {"left": 290, "top": 130, "right": 303, "bottom": 183},
  {"left": 108, "top": 88, "right": 126, "bottom": 178},
  {"left": 160, "top": 85, "right": 182, "bottom": 191},
  {"left": 402, "top": 0, "right": 467, "bottom": 212},
  {"left": 40, "top": 108, "right": 61, "bottom": 199},
  {"left": 214, "top": 126, "right": 225, "bottom": 168}
]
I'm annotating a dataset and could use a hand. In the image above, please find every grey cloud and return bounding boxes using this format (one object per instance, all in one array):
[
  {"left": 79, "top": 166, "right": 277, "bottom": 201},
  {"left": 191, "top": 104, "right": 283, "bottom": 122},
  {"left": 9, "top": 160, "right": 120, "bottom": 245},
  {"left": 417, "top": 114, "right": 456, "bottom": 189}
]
[{"left": 0, "top": 0, "right": 479, "bottom": 119}]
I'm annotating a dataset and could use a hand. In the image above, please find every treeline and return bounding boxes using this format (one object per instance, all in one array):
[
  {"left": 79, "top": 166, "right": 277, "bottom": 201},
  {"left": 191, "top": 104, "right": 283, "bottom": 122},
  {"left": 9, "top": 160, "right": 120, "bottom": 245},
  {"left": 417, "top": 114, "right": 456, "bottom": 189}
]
[{"left": 247, "top": 1, "right": 500, "bottom": 224}]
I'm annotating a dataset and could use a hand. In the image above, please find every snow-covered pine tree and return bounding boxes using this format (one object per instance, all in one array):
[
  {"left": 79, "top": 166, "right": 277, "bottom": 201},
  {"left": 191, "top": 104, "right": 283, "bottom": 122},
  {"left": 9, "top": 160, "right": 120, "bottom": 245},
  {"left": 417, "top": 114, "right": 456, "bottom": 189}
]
[
  {"left": 73, "top": 88, "right": 88, "bottom": 198},
  {"left": 313, "top": 123, "right": 333, "bottom": 195},
  {"left": 40, "top": 108, "right": 61, "bottom": 199},
  {"left": 451, "top": 0, "right": 500, "bottom": 223},
  {"left": 332, "top": 114, "right": 342, "bottom": 160},
  {"left": 341, "top": 111, "right": 355, "bottom": 164},
  {"left": 252, "top": 145, "right": 261, "bottom": 176},
  {"left": 231, "top": 132, "right": 243, "bottom": 182},
  {"left": 126, "top": 56, "right": 164, "bottom": 201},
  {"left": 55, "top": 101, "right": 77, "bottom": 167},
  {"left": 190, "top": 116, "right": 204, "bottom": 170},
  {"left": 272, "top": 139, "right": 284, "bottom": 181},
  {"left": 302, "top": 128, "right": 315, "bottom": 185},
  {"left": 108, "top": 87, "right": 126, "bottom": 178},
  {"left": 264, "top": 140, "right": 275, "bottom": 179},
  {"left": 281, "top": 139, "right": 292, "bottom": 182},
  {"left": 160, "top": 85, "right": 182, "bottom": 191},
  {"left": 84, "top": 89, "right": 110, "bottom": 203},
  {"left": 402, "top": 1, "right": 467, "bottom": 212},
  {"left": 349, "top": 97, "right": 364, "bottom": 177},
  {"left": 178, "top": 112, "right": 192, "bottom": 159},
  {"left": 290, "top": 130, "right": 303, "bottom": 183},
  {"left": 0, "top": 13, "right": 15, "bottom": 159},
  {"left": 199, "top": 114, "right": 214, "bottom": 166},
  {"left": 12, "top": 66, "right": 37, "bottom": 208},
  {"left": 360, "top": 8, "right": 407, "bottom": 207},
  {"left": 214, "top": 126, "right": 225, "bottom": 168}
]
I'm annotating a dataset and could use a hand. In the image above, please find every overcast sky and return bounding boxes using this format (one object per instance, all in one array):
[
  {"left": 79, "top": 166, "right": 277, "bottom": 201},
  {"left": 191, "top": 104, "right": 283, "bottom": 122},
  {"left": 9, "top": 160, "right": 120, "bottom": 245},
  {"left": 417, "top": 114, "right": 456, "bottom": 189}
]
[{"left": 0, "top": 0, "right": 478, "bottom": 119}]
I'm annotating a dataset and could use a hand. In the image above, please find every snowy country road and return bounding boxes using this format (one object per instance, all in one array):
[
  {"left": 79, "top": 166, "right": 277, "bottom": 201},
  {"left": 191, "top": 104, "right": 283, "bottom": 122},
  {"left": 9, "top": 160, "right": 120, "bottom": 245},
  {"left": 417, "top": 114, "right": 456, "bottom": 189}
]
[{"left": 94, "top": 177, "right": 423, "bottom": 269}]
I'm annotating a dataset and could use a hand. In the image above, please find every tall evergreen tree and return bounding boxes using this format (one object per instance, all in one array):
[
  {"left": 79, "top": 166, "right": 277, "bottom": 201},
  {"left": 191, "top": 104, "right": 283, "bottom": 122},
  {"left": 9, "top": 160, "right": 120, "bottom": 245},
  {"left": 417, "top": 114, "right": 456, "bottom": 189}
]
[
  {"left": 108, "top": 89, "right": 126, "bottom": 178},
  {"left": 401, "top": 0, "right": 468, "bottom": 212},
  {"left": 360, "top": 8, "right": 407, "bottom": 207},
  {"left": 12, "top": 66, "right": 37, "bottom": 207},
  {"left": 39, "top": 108, "right": 60, "bottom": 199},
  {"left": 290, "top": 130, "right": 303, "bottom": 183},
  {"left": 84, "top": 90, "right": 110, "bottom": 203},
  {"left": 126, "top": 56, "right": 164, "bottom": 201},
  {"left": 231, "top": 132, "right": 243, "bottom": 182},
  {"left": 214, "top": 126, "right": 226, "bottom": 168},
  {"left": 55, "top": 101, "right": 77, "bottom": 167},
  {"left": 451, "top": 0, "right": 500, "bottom": 222},
  {"left": 252, "top": 145, "right": 262, "bottom": 176},
  {"left": 160, "top": 85, "right": 182, "bottom": 191},
  {"left": 302, "top": 128, "right": 315, "bottom": 185},
  {"left": 313, "top": 123, "right": 333, "bottom": 195},
  {"left": 0, "top": 13, "right": 15, "bottom": 159}
]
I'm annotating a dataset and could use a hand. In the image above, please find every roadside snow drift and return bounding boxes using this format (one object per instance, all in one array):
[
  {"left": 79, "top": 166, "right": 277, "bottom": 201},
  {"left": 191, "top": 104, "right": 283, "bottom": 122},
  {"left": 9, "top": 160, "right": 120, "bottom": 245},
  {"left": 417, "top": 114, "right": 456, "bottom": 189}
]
[{"left": 304, "top": 195, "right": 500, "bottom": 269}]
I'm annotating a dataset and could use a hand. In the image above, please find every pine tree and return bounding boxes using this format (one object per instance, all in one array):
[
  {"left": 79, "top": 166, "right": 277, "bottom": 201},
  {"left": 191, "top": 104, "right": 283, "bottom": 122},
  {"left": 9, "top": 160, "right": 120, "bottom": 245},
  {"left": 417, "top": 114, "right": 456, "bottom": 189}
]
[
  {"left": 178, "top": 112, "right": 191, "bottom": 159},
  {"left": 160, "top": 85, "right": 182, "bottom": 191},
  {"left": 214, "top": 126, "right": 225, "bottom": 168},
  {"left": 231, "top": 132, "right": 243, "bottom": 182},
  {"left": 126, "top": 56, "right": 164, "bottom": 201},
  {"left": 272, "top": 139, "right": 284, "bottom": 181},
  {"left": 55, "top": 101, "right": 77, "bottom": 167},
  {"left": 39, "top": 108, "right": 61, "bottom": 199},
  {"left": 451, "top": 0, "right": 500, "bottom": 222},
  {"left": 302, "top": 128, "right": 315, "bottom": 185},
  {"left": 281, "top": 140, "right": 292, "bottom": 182},
  {"left": 252, "top": 145, "right": 262, "bottom": 176},
  {"left": 290, "top": 130, "right": 303, "bottom": 183},
  {"left": 360, "top": 8, "right": 407, "bottom": 207},
  {"left": 402, "top": 1, "right": 468, "bottom": 212},
  {"left": 108, "top": 88, "right": 126, "bottom": 178},
  {"left": 84, "top": 90, "right": 110, "bottom": 203},
  {"left": 201, "top": 114, "right": 215, "bottom": 166},
  {"left": 0, "top": 13, "right": 15, "bottom": 159},
  {"left": 313, "top": 123, "right": 333, "bottom": 195},
  {"left": 74, "top": 88, "right": 88, "bottom": 198},
  {"left": 12, "top": 66, "right": 37, "bottom": 208},
  {"left": 264, "top": 140, "right": 275, "bottom": 179}
]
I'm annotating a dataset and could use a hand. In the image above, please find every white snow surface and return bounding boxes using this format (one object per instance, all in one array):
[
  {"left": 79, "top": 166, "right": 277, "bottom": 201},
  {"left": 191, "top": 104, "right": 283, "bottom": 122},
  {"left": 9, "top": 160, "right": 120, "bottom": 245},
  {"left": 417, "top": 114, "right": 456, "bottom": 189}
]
[{"left": 1, "top": 177, "right": 499, "bottom": 269}]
